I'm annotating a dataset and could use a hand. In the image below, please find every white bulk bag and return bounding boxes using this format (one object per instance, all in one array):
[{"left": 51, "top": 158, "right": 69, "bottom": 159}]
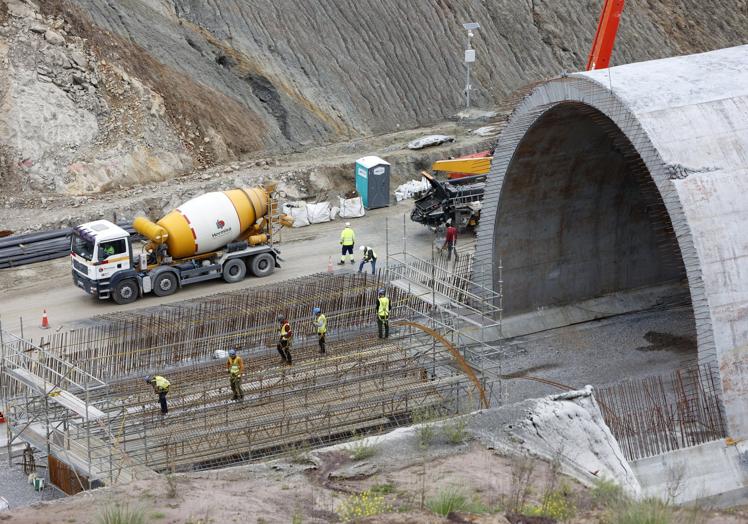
[
  {"left": 283, "top": 201, "right": 310, "bottom": 227},
  {"left": 339, "top": 196, "right": 365, "bottom": 218},
  {"left": 306, "top": 201, "right": 332, "bottom": 224}
]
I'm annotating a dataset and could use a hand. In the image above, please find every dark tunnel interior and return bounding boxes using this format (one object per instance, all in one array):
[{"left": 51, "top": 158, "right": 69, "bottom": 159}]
[{"left": 494, "top": 102, "right": 690, "bottom": 316}]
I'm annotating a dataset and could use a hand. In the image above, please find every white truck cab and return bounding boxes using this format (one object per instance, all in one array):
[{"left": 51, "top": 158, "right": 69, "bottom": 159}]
[{"left": 71, "top": 220, "right": 134, "bottom": 300}]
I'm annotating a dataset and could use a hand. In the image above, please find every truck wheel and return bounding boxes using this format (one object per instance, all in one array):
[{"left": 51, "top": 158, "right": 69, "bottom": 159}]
[
  {"left": 152, "top": 272, "right": 178, "bottom": 297},
  {"left": 250, "top": 253, "right": 275, "bottom": 278},
  {"left": 112, "top": 279, "right": 138, "bottom": 305},
  {"left": 223, "top": 258, "right": 247, "bottom": 283}
]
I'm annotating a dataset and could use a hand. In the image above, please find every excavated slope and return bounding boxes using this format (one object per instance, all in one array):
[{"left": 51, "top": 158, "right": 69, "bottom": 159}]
[{"left": 57, "top": 0, "right": 748, "bottom": 152}]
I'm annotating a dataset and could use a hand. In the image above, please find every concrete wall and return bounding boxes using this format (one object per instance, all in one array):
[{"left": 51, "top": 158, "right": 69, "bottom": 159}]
[
  {"left": 632, "top": 440, "right": 748, "bottom": 506},
  {"left": 474, "top": 45, "right": 748, "bottom": 441}
]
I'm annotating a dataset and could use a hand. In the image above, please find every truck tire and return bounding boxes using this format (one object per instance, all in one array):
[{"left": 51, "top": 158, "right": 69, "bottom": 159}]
[
  {"left": 223, "top": 258, "right": 247, "bottom": 283},
  {"left": 112, "top": 279, "right": 138, "bottom": 305},
  {"left": 152, "top": 272, "right": 178, "bottom": 297},
  {"left": 250, "top": 253, "right": 275, "bottom": 278}
]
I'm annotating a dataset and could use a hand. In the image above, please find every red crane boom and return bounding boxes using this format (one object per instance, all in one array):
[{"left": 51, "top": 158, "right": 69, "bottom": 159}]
[{"left": 586, "top": 0, "right": 625, "bottom": 70}]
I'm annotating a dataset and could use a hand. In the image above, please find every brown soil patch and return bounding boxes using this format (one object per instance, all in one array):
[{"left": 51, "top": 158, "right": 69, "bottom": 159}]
[{"left": 40, "top": 0, "right": 268, "bottom": 168}]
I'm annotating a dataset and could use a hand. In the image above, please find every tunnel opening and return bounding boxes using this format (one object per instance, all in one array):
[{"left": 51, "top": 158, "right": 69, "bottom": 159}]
[
  {"left": 496, "top": 102, "right": 690, "bottom": 315},
  {"left": 493, "top": 101, "right": 698, "bottom": 399}
]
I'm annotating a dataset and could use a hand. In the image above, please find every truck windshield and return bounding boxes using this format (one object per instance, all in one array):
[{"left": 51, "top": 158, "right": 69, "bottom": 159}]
[{"left": 71, "top": 235, "right": 94, "bottom": 261}]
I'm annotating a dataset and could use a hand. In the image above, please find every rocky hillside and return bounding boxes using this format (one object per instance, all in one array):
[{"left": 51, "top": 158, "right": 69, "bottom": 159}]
[{"left": 1, "top": 0, "right": 746, "bottom": 195}]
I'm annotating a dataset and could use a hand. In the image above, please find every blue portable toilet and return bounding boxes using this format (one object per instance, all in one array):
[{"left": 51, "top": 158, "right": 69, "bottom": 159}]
[{"left": 355, "top": 156, "right": 390, "bottom": 209}]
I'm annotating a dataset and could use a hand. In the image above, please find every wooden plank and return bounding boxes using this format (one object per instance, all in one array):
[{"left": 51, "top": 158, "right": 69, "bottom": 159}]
[{"left": 9, "top": 368, "right": 106, "bottom": 421}]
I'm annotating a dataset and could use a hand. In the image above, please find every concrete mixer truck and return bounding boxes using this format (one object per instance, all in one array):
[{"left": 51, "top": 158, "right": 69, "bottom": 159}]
[{"left": 70, "top": 185, "right": 293, "bottom": 304}]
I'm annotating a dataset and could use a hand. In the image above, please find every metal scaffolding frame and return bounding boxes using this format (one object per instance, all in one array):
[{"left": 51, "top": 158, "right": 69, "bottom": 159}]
[
  {"left": 1, "top": 269, "right": 493, "bottom": 485},
  {"left": 384, "top": 215, "right": 505, "bottom": 405}
]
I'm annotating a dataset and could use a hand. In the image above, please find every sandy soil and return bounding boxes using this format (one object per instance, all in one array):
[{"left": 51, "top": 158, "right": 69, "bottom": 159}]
[{"left": 4, "top": 440, "right": 747, "bottom": 524}]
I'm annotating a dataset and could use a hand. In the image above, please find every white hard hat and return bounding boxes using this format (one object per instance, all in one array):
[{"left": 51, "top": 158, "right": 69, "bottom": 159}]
[
  {"left": 345, "top": 222, "right": 351, "bottom": 227},
  {"left": 360, "top": 246, "right": 366, "bottom": 252}
]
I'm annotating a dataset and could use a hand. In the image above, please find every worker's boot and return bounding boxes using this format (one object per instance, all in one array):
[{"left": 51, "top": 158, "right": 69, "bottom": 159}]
[
  {"left": 338, "top": 260, "right": 345, "bottom": 265},
  {"left": 350, "top": 259, "right": 355, "bottom": 264}
]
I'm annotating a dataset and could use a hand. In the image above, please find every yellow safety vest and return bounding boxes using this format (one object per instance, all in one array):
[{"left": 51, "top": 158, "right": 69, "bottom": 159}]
[
  {"left": 378, "top": 296, "right": 390, "bottom": 319},
  {"left": 340, "top": 227, "right": 355, "bottom": 246},
  {"left": 315, "top": 314, "right": 327, "bottom": 334},
  {"left": 154, "top": 375, "right": 170, "bottom": 393},
  {"left": 228, "top": 356, "right": 242, "bottom": 376},
  {"left": 280, "top": 322, "right": 292, "bottom": 340}
]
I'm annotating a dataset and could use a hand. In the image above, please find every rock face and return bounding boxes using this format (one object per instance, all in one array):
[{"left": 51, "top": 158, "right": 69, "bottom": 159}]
[
  {"left": 1, "top": 0, "right": 746, "bottom": 195},
  {"left": 60, "top": 0, "right": 748, "bottom": 144},
  {"left": 469, "top": 386, "right": 642, "bottom": 497}
]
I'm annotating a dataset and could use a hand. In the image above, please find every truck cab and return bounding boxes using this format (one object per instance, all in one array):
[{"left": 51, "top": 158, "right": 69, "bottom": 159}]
[{"left": 71, "top": 220, "right": 133, "bottom": 300}]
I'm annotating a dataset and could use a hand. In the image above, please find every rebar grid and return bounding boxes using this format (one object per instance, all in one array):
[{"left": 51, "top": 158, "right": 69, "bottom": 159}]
[
  {"left": 79, "top": 330, "right": 476, "bottom": 472},
  {"left": 36, "top": 272, "right": 428, "bottom": 381},
  {"left": 595, "top": 363, "right": 727, "bottom": 461},
  {"left": 3, "top": 269, "right": 493, "bottom": 482}
]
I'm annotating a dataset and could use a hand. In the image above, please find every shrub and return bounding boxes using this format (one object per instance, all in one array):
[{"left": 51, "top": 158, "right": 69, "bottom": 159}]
[
  {"left": 370, "top": 483, "right": 395, "bottom": 495},
  {"left": 442, "top": 417, "right": 468, "bottom": 445},
  {"left": 591, "top": 479, "right": 626, "bottom": 509},
  {"left": 348, "top": 434, "right": 378, "bottom": 460},
  {"left": 412, "top": 407, "right": 439, "bottom": 449},
  {"left": 337, "top": 490, "right": 391, "bottom": 522},
  {"left": 427, "top": 487, "right": 487, "bottom": 516},
  {"left": 606, "top": 498, "right": 675, "bottom": 524},
  {"left": 523, "top": 485, "right": 577, "bottom": 521},
  {"left": 97, "top": 504, "right": 146, "bottom": 524}
]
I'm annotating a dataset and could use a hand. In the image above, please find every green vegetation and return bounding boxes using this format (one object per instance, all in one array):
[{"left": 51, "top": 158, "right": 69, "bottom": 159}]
[
  {"left": 96, "top": 503, "right": 146, "bottom": 524},
  {"left": 523, "top": 483, "right": 577, "bottom": 521},
  {"left": 348, "top": 433, "right": 378, "bottom": 460},
  {"left": 442, "top": 417, "right": 468, "bottom": 444},
  {"left": 605, "top": 498, "right": 675, "bottom": 524},
  {"left": 337, "top": 490, "right": 391, "bottom": 521},
  {"left": 149, "top": 511, "right": 166, "bottom": 520},
  {"left": 370, "top": 483, "right": 395, "bottom": 495},
  {"left": 412, "top": 407, "right": 439, "bottom": 449},
  {"left": 426, "top": 487, "right": 487, "bottom": 516},
  {"left": 591, "top": 478, "right": 626, "bottom": 508}
]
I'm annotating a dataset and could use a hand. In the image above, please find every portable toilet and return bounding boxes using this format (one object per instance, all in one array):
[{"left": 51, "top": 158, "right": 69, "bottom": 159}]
[{"left": 355, "top": 156, "right": 390, "bottom": 209}]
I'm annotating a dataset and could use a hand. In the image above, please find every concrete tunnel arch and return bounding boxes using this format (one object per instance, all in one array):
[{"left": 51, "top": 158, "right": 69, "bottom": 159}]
[{"left": 474, "top": 45, "right": 748, "bottom": 439}]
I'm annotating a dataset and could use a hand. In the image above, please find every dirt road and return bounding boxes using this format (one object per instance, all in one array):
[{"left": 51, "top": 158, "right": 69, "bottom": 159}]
[{"left": 0, "top": 204, "right": 439, "bottom": 339}]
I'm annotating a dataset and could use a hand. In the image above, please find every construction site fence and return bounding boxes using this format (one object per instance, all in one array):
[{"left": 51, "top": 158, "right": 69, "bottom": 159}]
[{"left": 596, "top": 363, "right": 727, "bottom": 461}]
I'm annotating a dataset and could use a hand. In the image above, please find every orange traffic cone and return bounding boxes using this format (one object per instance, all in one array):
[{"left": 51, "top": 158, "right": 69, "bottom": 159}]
[
  {"left": 327, "top": 256, "right": 333, "bottom": 273},
  {"left": 41, "top": 309, "right": 49, "bottom": 329}
]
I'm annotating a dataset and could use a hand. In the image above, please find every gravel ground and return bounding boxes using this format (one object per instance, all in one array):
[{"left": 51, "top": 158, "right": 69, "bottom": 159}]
[
  {"left": 0, "top": 449, "right": 64, "bottom": 510},
  {"left": 499, "top": 305, "right": 697, "bottom": 403}
]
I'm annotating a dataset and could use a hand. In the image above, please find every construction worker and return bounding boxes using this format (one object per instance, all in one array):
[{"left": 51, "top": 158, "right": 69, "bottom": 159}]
[
  {"left": 376, "top": 288, "right": 390, "bottom": 339},
  {"left": 443, "top": 220, "right": 458, "bottom": 262},
  {"left": 358, "top": 245, "right": 377, "bottom": 275},
  {"left": 338, "top": 222, "right": 356, "bottom": 265},
  {"left": 312, "top": 307, "right": 327, "bottom": 354},
  {"left": 145, "top": 375, "right": 170, "bottom": 415},
  {"left": 277, "top": 314, "right": 293, "bottom": 365},
  {"left": 226, "top": 348, "right": 244, "bottom": 401}
]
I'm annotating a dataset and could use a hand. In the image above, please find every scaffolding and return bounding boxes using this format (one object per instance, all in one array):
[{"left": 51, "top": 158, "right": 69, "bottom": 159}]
[
  {"left": 384, "top": 215, "right": 505, "bottom": 405},
  {"left": 0, "top": 328, "right": 151, "bottom": 494},
  {"left": 1, "top": 268, "right": 494, "bottom": 486}
]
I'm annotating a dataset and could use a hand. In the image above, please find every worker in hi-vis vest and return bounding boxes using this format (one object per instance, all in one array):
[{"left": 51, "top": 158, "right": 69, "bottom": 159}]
[
  {"left": 358, "top": 245, "right": 377, "bottom": 275},
  {"left": 226, "top": 348, "right": 244, "bottom": 401},
  {"left": 377, "top": 288, "right": 390, "bottom": 339},
  {"left": 338, "top": 222, "right": 356, "bottom": 265},
  {"left": 312, "top": 307, "right": 327, "bottom": 354},
  {"left": 277, "top": 314, "right": 293, "bottom": 365},
  {"left": 145, "top": 374, "right": 170, "bottom": 415}
]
